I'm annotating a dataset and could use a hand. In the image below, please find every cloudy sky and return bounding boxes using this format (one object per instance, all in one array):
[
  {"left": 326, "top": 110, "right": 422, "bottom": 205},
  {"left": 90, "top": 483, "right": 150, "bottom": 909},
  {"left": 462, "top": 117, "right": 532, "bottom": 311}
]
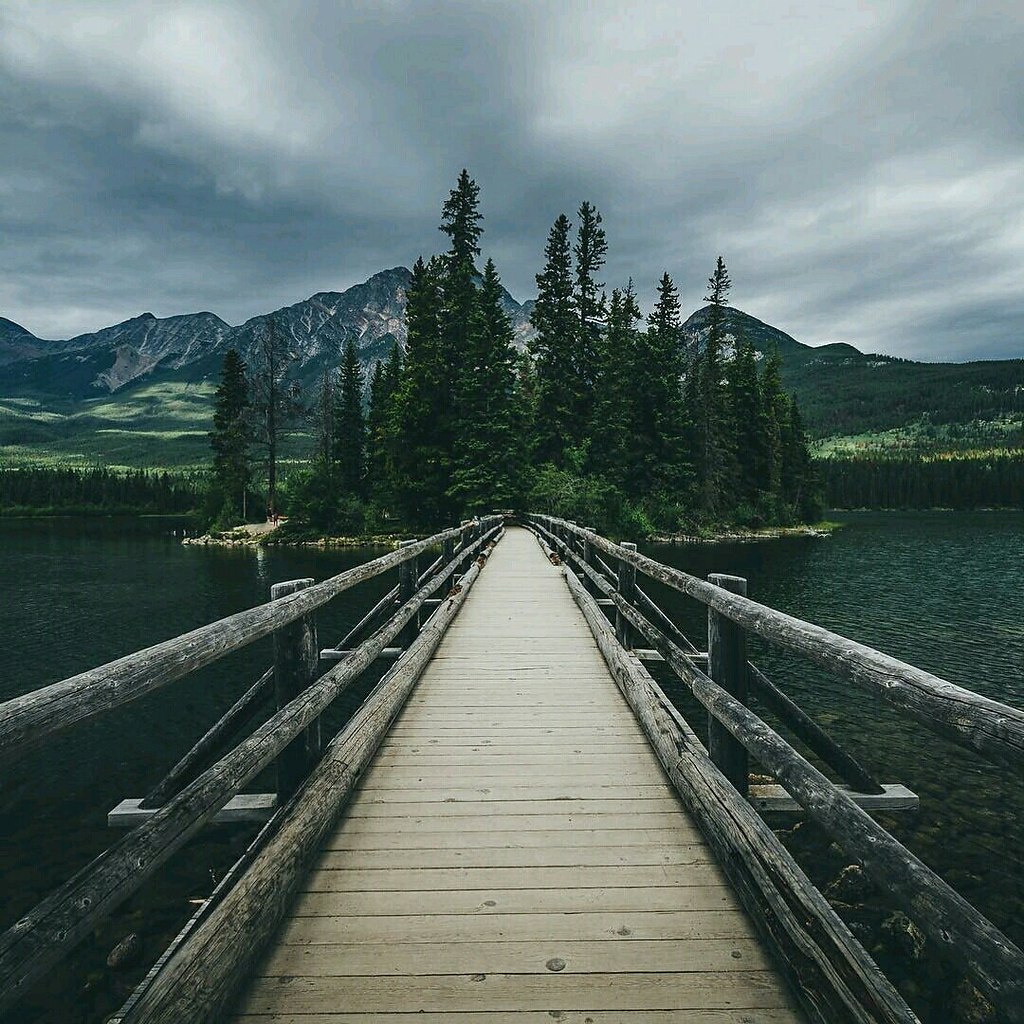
[{"left": 0, "top": 1, "right": 1021, "bottom": 360}]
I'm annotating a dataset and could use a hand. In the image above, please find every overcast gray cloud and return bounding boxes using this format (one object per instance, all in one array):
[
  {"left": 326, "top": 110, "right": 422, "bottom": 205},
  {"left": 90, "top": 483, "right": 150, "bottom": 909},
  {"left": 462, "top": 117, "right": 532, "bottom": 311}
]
[{"left": 0, "top": 0, "right": 1021, "bottom": 359}]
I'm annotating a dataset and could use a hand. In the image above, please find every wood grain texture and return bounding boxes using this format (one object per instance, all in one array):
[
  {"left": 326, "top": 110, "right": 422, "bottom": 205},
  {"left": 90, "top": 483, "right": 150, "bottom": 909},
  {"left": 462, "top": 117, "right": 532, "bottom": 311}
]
[
  {"left": 0, "top": 523, "right": 491, "bottom": 762},
  {"left": 230, "top": 527, "right": 801, "bottom": 1022},
  {"left": 537, "top": 515, "right": 1024, "bottom": 768}
]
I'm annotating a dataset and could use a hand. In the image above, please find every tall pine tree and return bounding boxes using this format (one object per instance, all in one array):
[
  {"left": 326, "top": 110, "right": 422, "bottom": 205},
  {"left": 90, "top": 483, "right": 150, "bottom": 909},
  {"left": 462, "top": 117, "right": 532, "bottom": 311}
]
[
  {"left": 210, "top": 348, "right": 250, "bottom": 524},
  {"left": 333, "top": 339, "right": 366, "bottom": 497},
  {"left": 449, "top": 259, "right": 519, "bottom": 511},
  {"left": 530, "top": 214, "right": 578, "bottom": 464}
]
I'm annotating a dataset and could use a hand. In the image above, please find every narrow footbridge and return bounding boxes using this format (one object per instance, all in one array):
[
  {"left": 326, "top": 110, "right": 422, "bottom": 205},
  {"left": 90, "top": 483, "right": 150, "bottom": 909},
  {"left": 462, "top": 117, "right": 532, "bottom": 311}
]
[{"left": 1, "top": 518, "right": 1022, "bottom": 1024}]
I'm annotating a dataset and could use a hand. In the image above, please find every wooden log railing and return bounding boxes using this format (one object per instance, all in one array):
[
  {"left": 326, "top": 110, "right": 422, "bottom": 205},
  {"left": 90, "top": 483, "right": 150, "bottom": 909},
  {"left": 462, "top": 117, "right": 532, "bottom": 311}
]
[
  {"left": 527, "top": 514, "right": 1024, "bottom": 1024},
  {"left": 0, "top": 517, "right": 502, "bottom": 1016},
  {"left": 112, "top": 528, "right": 504, "bottom": 1024}
]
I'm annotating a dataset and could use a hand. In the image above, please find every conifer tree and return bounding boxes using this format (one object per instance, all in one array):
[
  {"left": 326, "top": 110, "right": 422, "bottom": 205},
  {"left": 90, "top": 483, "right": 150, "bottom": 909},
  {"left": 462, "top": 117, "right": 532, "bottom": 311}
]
[
  {"left": 635, "top": 272, "right": 690, "bottom": 496},
  {"left": 590, "top": 282, "right": 640, "bottom": 487},
  {"left": 573, "top": 201, "right": 608, "bottom": 417},
  {"left": 726, "top": 333, "right": 768, "bottom": 510},
  {"left": 249, "top": 315, "right": 302, "bottom": 519},
  {"left": 391, "top": 256, "right": 453, "bottom": 524},
  {"left": 313, "top": 368, "right": 335, "bottom": 470},
  {"left": 530, "top": 214, "right": 578, "bottom": 464},
  {"left": 333, "top": 339, "right": 366, "bottom": 497},
  {"left": 449, "top": 259, "right": 519, "bottom": 511},
  {"left": 210, "top": 348, "right": 250, "bottom": 523},
  {"left": 694, "top": 257, "right": 735, "bottom": 518}
]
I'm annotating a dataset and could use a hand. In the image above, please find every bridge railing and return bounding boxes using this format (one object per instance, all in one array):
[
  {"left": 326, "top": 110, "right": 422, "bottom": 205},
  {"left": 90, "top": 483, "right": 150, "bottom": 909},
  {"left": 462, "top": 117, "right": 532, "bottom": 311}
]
[
  {"left": 0, "top": 516, "right": 504, "bottom": 1018},
  {"left": 526, "top": 514, "right": 1023, "bottom": 1024}
]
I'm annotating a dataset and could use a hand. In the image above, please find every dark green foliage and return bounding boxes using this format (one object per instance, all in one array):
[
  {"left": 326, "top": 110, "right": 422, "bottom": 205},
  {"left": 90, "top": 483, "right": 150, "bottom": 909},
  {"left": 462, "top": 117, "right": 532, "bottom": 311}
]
[
  {"left": 589, "top": 282, "right": 640, "bottom": 487},
  {"left": 449, "top": 259, "right": 520, "bottom": 512},
  {"left": 691, "top": 256, "right": 736, "bottom": 518},
  {"left": 390, "top": 256, "right": 454, "bottom": 525},
  {"left": 0, "top": 466, "right": 202, "bottom": 516},
  {"left": 530, "top": 214, "right": 579, "bottom": 464},
  {"left": 209, "top": 349, "right": 250, "bottom": 525},
  {"left": 248, "top": 315, "right": 303, "bottom": 517},
  {"left": 333, "top": 340, "right": 366, "bottom": 497},
  {"left": 821, "top": 451, "right": 1024, "bottom": 510},
  {"left": 632, "top": 272, "right": 690, "bottom": 496}
]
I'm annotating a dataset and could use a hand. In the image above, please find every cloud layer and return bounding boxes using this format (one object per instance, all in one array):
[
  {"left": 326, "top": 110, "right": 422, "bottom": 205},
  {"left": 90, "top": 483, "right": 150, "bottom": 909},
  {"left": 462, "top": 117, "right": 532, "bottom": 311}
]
[{"left": 1, "top": 0, "right": 1021, "bottom": 359}]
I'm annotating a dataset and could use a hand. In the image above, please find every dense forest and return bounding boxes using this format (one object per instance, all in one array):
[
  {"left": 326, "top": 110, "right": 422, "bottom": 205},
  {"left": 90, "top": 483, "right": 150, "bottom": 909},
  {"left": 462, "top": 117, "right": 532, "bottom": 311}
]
[
  {"left": 0, "top": 466, "right": 202, "bottom": 516},
  {"left": 208, "top": 171, "right": 821, "bottom": 537},
  {"left": 821, "top": 451, "right": 1023, "bottom": 510}
]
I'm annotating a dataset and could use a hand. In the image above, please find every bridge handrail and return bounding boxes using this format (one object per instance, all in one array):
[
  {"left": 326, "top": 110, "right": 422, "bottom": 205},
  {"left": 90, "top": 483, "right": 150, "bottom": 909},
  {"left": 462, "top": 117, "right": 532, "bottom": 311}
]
[
  {"left": 532, "top": 515, "right": 1024, "bottom": 768},
  {"left": 0, "top": 522, "right": 482, "bottom": 762},
  {"left": 0, "top": 520, "right": 504, "bottom": 1015}
]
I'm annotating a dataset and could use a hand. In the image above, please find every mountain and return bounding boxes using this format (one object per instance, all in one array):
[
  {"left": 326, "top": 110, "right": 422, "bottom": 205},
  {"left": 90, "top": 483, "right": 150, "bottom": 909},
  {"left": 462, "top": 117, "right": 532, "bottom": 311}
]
[
  {"left": 682, "top": 306, "right": 1024, "bottom": 438},
  {"left": 1, "top": 267, "right": 541, "bottom": 405},
  {"left": 0, "top": 270, "right": 1020, "bottom": 468}
]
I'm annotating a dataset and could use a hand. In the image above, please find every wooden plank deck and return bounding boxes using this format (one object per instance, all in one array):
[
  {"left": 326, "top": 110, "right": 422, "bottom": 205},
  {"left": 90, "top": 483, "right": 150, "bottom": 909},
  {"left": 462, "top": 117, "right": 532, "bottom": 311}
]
[{"left": 233, "top": 526, "right": 802, "bottom": 1022}]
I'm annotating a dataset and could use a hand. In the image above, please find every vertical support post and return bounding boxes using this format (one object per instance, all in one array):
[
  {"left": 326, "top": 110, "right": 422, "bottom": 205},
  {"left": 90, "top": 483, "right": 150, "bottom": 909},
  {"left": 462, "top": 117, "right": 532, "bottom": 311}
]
[
  {"left": 707, "top": 573, "right": 749, "bottom": 796},
  {"left": 398, "top": 539, "right": 418, "bottom": 644},
  {"left": 442, "top": 534, "right": 455, "bottom": 593},
  {"left": 582, "top": 528, "right": 595, "bottom": 595},
  {"left": 615, "top": 542, "right": 637, "bottom": 647},
  {"left": 271, "top": 578, "right": 319, "bottom": 798}
]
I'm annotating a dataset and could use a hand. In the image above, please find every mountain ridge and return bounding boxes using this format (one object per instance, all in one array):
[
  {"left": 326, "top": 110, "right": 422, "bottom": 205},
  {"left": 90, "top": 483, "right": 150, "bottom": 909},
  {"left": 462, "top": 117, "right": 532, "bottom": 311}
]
[{"left": 1, "top": 267, "right": 1021, "bottom": 467}]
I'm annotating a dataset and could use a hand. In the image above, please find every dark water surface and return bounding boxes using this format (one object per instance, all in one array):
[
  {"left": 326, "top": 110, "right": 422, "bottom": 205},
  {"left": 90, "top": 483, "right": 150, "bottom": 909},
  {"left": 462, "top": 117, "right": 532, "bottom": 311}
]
[
  {"left": 0, "top": 512, "right": 1021, "bottom": 1021},
  {"left": 0, "top": 517, "right": 397, "bottom": 1023},
  {"left": 645, "top": 510, "right": 1024, "bottom": 1011}
]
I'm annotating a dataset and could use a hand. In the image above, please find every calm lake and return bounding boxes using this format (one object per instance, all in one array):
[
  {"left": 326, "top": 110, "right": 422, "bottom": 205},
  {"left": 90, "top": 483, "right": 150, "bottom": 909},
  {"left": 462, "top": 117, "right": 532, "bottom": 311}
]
[{"left": 0, "top": 511, "right": 1021, "bottom": 1021}]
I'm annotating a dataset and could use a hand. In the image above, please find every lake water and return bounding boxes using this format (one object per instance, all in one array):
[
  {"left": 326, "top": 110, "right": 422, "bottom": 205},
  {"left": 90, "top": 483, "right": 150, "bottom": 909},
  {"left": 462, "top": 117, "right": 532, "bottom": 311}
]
[{"left": 0, "top": 512, "right": 1021, "bottom": 1021}]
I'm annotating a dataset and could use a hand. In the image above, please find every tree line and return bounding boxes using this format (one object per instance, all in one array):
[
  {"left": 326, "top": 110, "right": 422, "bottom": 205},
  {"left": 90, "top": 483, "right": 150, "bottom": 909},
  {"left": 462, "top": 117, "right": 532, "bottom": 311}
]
[
  {"left": 822, "top": 451, "right": 1023, "bottom": 510},
  {"left": 209, "top": 171, "right": 821, "bottom": 536},
  {"left": 0, "top": 466, "right": 202, "bottom": 516}
]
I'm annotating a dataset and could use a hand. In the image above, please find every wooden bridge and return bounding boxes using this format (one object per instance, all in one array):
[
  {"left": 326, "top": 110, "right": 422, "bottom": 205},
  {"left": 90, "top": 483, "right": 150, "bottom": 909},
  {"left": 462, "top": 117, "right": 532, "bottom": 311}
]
[{"left": 0, "top": 517, "right": 1022, "bottom": 1023}]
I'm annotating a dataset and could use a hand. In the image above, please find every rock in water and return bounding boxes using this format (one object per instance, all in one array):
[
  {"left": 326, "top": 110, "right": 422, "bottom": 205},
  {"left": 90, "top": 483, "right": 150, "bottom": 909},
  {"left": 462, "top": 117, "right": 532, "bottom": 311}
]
[
  {"left": 107, "top": 933, "right": 141, "bottom": 970},
  {"left": 825, "top": 863, "right": 871, "bottom": 904}
]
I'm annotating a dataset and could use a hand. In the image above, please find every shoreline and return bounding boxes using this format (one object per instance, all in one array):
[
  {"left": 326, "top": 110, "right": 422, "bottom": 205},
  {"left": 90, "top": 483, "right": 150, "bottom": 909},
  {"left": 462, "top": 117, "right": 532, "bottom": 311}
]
[{"left": 183, "top": 520, "right": 842, "bottom": 549}]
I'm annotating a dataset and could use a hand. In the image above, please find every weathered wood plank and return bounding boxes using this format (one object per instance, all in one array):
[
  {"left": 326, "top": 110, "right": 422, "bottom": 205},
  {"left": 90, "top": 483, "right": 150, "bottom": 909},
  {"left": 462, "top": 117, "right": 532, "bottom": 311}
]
[
  {"left": 233, "top": 1012, "right": 802, "bottom": 1024},
  {"left": 300, "top": 864, "right": 728, "bottom": 892},
  {"left": 236, "top": 971, "right": 795, "bottom": 1015},
  {"left": 108, "top": 533, "right": 502, "bottom": 1024},
  {"left": 257, "top": 937, "right": 772, "bottom": 976},
  {"left": 544, "top": 515, "right": 1024, "bottom": 768},
  {"left": 0, "top": 523, "right": 485, "bottom": 761},
  {"left": 273, "top": 909, "right": 759, "bottom": 945}
]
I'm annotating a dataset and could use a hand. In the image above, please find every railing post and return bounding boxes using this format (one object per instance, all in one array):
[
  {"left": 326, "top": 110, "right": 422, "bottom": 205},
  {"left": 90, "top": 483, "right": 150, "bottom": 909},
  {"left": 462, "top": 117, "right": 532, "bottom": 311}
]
[
  {"left": 442, "top": 534, "right": 455, "bottom": 593},
  {"left": 707, "top": 573, "right": 749, "bottom": 796},
  {"left": 615, "top": 542, "right": 637, "bottom": 647},
  {"left": 271, "top": 578, "right": 320, "bottom": 798},
  {"left": 582, "top": 527, "right": 595, "bottom": 594},
  {"left": 398, "top": 539, "right": 418, "bottom": 644}
]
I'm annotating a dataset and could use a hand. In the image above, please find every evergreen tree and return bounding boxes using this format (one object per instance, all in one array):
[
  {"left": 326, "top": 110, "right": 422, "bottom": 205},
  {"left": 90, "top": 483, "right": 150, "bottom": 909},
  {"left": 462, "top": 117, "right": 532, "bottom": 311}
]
[
  {"left": 333, "top": 339, "right": 366, "bottom": 497},
  {"left": 209, "top": 348, "right": 250, "bottom": 523},
  {"left": 759, "top": 348, "right": 786, "bottom": 495},
  {"left": 573, "top": 201, "right": 608, "bottom": 419},
  {"left": 449, "top": 259, "right": 519, "bottom": 511},
  {"left": 313, "top": 368, "right": 335, "bottom": 470},
  {"left": 530, "top": 214, "right": 578, "bottom": 464},
  {"left": 725, "top": 333, "right": 769, "bottom": 511},
  {"left": 634, "top": 272, "right": 690, "bottom": 496},
  {"left": 248, "top": 315, "right": 302, "bottom": 519},
  {"left": 391, "top": 256, "right": 454, "bottom": 524},
  {"left": 590, "top": 282, "right": 640, "bottom": 488},
  {"left": 694, "top": 257, "right": 735, "bottom": 518}
]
